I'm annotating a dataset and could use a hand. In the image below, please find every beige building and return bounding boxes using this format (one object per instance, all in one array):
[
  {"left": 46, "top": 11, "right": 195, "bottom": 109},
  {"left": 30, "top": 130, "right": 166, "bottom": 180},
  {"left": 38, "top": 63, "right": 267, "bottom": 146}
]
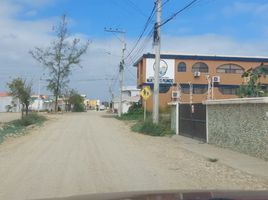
[{"left": 134, "top": 53, "right": 268, "bottom": 111}]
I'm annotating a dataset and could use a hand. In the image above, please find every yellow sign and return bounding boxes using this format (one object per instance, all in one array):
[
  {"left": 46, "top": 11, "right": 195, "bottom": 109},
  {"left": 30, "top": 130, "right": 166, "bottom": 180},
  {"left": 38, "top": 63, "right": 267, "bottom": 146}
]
[{"left": 140, "top": 86, "right": 152, "bottom": 101}]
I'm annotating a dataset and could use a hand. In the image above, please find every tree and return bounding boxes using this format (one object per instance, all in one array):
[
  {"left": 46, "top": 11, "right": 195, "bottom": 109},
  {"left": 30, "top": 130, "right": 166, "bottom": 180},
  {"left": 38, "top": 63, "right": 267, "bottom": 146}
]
[
  {"left": 236, "top": 64, "right": 267, "bottom": 97},
  {"left": 7, "top": 78, "right": 32, "bottom": 118},
  {"left": 68, "top": 90, "right": 85, "bottom": 112},
  {"left": 30, "top": 15, "right": 89, "bottom": 112}
]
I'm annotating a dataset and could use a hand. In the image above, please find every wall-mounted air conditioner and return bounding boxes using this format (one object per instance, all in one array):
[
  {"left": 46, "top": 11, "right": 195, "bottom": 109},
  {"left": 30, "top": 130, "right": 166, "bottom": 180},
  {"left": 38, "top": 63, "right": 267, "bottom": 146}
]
[
  {"left": 212, "top": 76, "right": 220, "bottom": 83},
  {"left": 193, "top": 71, "right": 201, "bottom": 77},
  {"left": 172, "top": 91, "right": 180, "bottom": 99}
]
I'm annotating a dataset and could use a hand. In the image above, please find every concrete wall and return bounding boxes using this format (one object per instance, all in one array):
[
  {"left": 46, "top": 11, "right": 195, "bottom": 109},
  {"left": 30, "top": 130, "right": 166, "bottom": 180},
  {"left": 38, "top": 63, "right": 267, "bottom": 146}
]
[
  {"left": 170, "top": 104, "right": 176, "bottom": 132},
  {"left": 206, "top": 98, "right": 268, "bottom": 160},
  {"left": 0, "top": 97, "right": 20, "bottom": 112}
]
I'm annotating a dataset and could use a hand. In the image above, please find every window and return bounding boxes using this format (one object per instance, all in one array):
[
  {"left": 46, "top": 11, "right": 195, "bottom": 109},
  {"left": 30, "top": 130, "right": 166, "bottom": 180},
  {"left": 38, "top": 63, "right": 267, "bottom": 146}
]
[
  {"left": 180, "top": 84, "right": 208, "bottom": 94},
  {"left": 193, "top": 86, "right": 208, "bottom": 94},
  {"left": 159, "top": 84, "right": 171, "bottom": 93},
  {"left": 219, "top": 86, "right": 238, "bottom": 95},
  {"left": 181, "top": 85, "right": 190, "bottom": 94},
  {"left": 217, "top": 63, "right": 244, "bottom": 74},
  {"left": 177, "top": 62, "right": 186, "bottom": 72},
  {"left": 192, "top": 62, "right": 209, "bottom": 73}
]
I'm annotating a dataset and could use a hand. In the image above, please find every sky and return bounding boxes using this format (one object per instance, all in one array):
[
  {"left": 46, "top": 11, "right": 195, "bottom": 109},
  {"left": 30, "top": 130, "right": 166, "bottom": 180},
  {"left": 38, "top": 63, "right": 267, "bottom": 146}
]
[{"left": 1, "top": 0, "right": 268, "bottom": 101}]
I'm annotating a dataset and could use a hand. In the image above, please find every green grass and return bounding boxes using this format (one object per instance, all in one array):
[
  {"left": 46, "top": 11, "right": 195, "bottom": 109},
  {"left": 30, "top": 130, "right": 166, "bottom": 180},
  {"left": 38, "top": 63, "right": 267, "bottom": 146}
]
[
  {"left": 0, "top": 113, "right": 47, "bottom": 143},
  {"left": 117, "top": 104, "right": 175, "bottom": 136},
  {"left": 116, "top": 106, "right": 144, "bottom": 121},
  {"left": 131, "top": 117, "right": 175, "bottom": 137}
]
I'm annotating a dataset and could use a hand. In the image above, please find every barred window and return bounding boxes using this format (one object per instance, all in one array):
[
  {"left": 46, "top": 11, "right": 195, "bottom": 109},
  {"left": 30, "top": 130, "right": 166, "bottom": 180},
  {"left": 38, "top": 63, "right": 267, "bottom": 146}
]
[
  {"left": 192, "top": 62, "right": 209, "bottom": 73},
  {"left": 177, "top": 62, "right": 186, "bottom": 72},
  {"left": 217, "top": 64, "right": 244, "bottom": 74}
]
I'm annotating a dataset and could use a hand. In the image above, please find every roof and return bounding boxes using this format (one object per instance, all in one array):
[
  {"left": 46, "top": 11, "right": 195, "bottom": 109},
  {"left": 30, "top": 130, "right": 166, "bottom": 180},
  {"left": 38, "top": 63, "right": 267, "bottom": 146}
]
[
  {"left": 112, "top": 95, "right": 140, "bottom": 103},
  {"left": 0, "top": 92, "right": 10, "bottom": 97},
  {"left": 133, "top": 53, "right": 268, "bottom": 66},
  {"left": 122, "top": 86, "right": 140, "bottom": 91}
]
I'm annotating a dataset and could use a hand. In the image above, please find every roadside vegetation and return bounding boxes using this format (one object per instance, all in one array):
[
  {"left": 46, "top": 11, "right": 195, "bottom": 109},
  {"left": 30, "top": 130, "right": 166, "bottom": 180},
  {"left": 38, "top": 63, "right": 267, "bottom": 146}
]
[
  {"left": 236, "top": 64, "right": 267, "bottom": 97},
  {"left": 0, "top": 113, "right": 47, "bottom": 144},
  {"left": 7, "top": 77, "right": 32, "bottom": 118},
  {"left": 117, "top": 103, "right": 175, "bottom": 136},
  {"left": 68, "top": 90, "right": 86, "bottom": 112}
]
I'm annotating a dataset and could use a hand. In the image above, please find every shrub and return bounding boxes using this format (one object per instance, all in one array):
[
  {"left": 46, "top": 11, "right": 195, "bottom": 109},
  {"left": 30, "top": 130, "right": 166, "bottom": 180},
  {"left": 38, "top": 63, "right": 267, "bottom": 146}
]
[
  {"left": 131, "top": 117, "right": 175, "bottom": 137},
  {"left": 118, "top": 103, "right": 144, "bottom": 120},
  {"left": 13, "top": 113, "right": 46, "bottom": 126},
  {"left": 0, "top": 113, "right": 47, "bottom": 144}
]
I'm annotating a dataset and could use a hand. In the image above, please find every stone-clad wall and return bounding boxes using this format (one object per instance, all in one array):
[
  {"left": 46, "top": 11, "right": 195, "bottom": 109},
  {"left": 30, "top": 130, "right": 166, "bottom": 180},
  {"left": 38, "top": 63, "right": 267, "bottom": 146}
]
[{"left": 207, "top": 99, "right": 268, "bottom": 160}]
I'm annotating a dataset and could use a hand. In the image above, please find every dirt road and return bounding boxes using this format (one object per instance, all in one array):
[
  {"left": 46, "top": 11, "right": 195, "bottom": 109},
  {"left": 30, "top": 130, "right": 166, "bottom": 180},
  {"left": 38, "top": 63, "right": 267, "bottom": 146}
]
[
  {"left": 0, "top": 111, "right": 268, "bottom": 200},
  {"left": 0, "top": 112, "right": 20, "bottom": 124}
]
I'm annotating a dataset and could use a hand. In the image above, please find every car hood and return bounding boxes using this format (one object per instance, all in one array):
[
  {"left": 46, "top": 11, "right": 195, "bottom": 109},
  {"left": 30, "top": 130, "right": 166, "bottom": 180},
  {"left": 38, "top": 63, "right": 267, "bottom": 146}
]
[{"left": 34, "top": 190, "right": 268, "bottom": 200}]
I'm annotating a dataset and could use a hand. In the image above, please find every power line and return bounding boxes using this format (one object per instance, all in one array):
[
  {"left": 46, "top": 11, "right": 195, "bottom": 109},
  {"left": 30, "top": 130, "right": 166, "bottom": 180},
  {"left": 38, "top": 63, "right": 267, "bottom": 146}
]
[
  {"left": 162, "top": 0, "right": 171, "bottom": 8},
  {"left": 125, "top": 3, "right": 156, "bottom": 61},
  {"left": 125, "top": 0, "right": 148, "bottom": 18},
  {"left": 125, "top": 28, "right": 154, "bottom": 66},
  {"left": 159, "top": 0, "right": 200, "bottom": 27}
]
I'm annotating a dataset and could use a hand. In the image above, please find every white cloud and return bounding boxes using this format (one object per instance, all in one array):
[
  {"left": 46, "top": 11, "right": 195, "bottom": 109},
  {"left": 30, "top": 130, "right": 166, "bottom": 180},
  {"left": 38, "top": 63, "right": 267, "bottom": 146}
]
[
  {"left": 223, "top": 1, "right": 268, "bottom": 18},
  {"left": 161, "top": 34, "right": 268, "bottom": 57},
  {"left": 1, "top": 0, "right": 268, "bottom": 100},
  {"left": 12, "top": 0, "right": 57, "bottom": 7},
  {"left": 25, "top": 10, "right": 37, "bottom": 16}
]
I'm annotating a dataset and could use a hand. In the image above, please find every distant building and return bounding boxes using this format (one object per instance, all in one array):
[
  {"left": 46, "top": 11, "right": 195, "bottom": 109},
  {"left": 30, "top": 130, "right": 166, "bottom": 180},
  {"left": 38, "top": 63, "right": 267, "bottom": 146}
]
[
  {"left": 112, "top": 86, "right": 140, "bottom": 114},
  {"left": 87, "top": 99, "right": 99, "bottom": 110},
  {"left": 134, "top": 53, "right": 268, "bottom": 111},
  {"left": 0, "top": 92, "right": 20, "bottom": 112},
  {"left": 29, "top": 95, "right": 54, "bottom": 111}
]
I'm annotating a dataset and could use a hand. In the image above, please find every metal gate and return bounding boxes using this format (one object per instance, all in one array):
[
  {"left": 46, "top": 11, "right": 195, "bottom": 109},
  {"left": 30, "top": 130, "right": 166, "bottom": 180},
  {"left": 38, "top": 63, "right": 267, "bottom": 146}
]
[{"left": 179, "top": 103, "right": 207, "bottom": 141}]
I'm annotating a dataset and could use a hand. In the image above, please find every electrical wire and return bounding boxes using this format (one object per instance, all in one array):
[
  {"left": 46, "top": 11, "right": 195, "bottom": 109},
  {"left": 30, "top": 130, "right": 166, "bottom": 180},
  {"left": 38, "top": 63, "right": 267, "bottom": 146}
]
[
  {"left": 125, "top": 3, "right": 156, "bottom": 61},
  {"left": 125, "top": 0, "right": 148, "bottom": 18},
  {"left": 159, "top": 0, "right": 200, "bottom": 27}
]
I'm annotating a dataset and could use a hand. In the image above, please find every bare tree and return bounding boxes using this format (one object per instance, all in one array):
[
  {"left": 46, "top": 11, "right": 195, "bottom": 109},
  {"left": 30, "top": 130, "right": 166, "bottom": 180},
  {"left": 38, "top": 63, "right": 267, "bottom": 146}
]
[{"left": 30, "top": 15, "right": 89, "bottom": 112}]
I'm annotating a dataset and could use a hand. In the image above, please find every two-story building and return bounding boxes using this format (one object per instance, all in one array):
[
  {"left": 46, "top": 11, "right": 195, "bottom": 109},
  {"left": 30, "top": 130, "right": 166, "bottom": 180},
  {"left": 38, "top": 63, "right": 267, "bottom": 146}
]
[
  {"left": 134, "top": 53, "right": 268, "bottom": 111},
  {"left": 112, "top": 86, "right": 140, "bottom": 113}
]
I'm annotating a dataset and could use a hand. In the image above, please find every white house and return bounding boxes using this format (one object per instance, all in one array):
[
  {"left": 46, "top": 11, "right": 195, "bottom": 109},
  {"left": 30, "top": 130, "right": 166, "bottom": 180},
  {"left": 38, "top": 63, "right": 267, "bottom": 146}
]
[
  {"left": 29, "top": 95, "right": 54, "bottom": 111},
  {"left": 112, "top": 86, "right": 140, "bottom": 114},
  {"left": 0, "top": 92, "right": 20, "bottom": 112}
]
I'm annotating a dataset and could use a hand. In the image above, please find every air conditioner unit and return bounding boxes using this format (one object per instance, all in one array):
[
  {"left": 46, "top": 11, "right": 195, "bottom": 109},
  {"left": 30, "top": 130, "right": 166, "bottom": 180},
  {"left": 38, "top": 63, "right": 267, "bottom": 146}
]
[
  {"left": 172, "top": 91, "right": 180, "bottom": 99},
  {"left": 212, "top": 76, "right": 220, "bottom": 83},
  {"left": 193, "top": 71, "right": 201, "bottom": 77}
]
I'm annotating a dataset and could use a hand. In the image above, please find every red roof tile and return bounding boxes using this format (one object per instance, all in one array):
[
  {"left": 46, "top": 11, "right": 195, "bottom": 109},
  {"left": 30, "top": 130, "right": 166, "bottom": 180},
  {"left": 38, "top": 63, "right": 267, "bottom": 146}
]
[{"left": 0, "top": 92, "right": 9, "bottom": 97}]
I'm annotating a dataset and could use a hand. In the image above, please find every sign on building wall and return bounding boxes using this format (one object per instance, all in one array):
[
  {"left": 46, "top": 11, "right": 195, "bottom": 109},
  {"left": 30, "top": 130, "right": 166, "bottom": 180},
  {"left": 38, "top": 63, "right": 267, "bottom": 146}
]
[{"left": 145, "top": 58, "right": 175, "bottom": 84}]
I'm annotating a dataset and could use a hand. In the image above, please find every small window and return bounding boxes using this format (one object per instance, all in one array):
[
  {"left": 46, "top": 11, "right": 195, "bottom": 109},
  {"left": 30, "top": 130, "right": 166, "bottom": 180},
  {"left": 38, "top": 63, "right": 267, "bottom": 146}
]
[
  {"left": 217, "top": 63, "right": 244, "bottom": 74},
  {"left": 181, "top": 85, "right": 190, "bottom": 94},
  {"left": 159, "top": 84, "right": 171, "bottom": 93},
  {"left": 177, "top": 62, "right": 186, "bottom": 72},
  {"left": 192, "top": 62, "right": 209, "bottom": 73},
  {"left": 219, "top": 87, "right": 238, "bottom": 95}
]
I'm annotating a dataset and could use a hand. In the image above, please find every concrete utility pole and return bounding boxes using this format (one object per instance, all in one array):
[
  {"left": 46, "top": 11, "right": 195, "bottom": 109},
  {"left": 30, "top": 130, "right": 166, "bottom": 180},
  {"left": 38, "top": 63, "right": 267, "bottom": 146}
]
[
  {"left": 104, "top": 28, "right": 126, "bottom": 117},
  {"left": 153, "top": 0, "right": 162, "bottom": 124}
]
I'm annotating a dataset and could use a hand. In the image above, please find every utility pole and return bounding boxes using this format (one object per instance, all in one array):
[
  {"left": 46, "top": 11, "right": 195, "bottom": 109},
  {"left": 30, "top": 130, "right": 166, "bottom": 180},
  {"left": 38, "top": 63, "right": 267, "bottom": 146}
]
[
  {"left": 104, "top": 28, "right": 126, "bottom": 117},
  {"left": 153, "top": 0, "right": 161, "bottom": 124},
  {"left": 38, "top": 77, "right": 41, "bottom": 112}
]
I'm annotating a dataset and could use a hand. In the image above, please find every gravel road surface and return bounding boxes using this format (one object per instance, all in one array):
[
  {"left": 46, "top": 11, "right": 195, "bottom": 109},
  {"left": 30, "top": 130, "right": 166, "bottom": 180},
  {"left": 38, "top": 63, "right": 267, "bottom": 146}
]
[{"left": 0, "top": 111, "right": 268, "bottom": 200}]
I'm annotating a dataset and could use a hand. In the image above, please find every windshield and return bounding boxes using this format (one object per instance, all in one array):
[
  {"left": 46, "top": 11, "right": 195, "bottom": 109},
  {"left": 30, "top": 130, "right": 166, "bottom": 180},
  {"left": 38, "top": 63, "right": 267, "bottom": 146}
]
[{"left": 0, "top": 1, "right": 268, "bottom": 200}]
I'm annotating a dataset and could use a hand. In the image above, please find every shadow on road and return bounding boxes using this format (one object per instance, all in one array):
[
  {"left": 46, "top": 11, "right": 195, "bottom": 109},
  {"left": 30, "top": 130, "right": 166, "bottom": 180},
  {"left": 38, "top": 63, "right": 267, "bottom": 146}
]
[{"left": 101, "top": 113, "right": 117, "bottom": 118}]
